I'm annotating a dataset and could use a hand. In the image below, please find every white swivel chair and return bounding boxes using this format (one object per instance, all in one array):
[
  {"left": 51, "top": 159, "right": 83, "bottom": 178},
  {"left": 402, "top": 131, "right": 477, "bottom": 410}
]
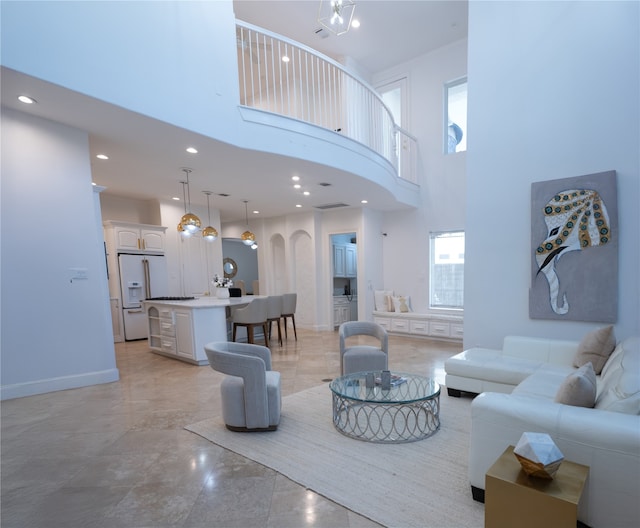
[
  {"left": 232, "top": 297, "right": 269, "bottom": 347},
  {"left": 339, "top": 321, "right": 389, "bottom": 375},
  {"left": 281, "top": 293, "right": 297, "bottom": 341},
  {"left": 266, "top": 295, "right": 283, "bottom": 346},
  {"left": 204, "top": 341, "right": 281, "bottom": 432}
]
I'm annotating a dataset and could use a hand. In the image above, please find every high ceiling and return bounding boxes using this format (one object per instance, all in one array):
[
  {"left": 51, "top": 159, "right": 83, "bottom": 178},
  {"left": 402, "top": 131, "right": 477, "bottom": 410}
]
[{"left": 2, "top": 1, "right": 468, "bottom": 223}]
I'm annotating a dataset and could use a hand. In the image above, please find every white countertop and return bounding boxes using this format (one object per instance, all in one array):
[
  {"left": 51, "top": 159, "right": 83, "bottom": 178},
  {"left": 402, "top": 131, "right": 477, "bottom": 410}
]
[{"left": 143, "top": 295, "right": 262, "bottom": 309}]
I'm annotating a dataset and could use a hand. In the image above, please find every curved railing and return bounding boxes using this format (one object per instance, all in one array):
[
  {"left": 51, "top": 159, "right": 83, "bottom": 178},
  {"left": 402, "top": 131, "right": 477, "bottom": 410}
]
[{"left": 236, "top": 21, "right": 417, "bottom": 183}]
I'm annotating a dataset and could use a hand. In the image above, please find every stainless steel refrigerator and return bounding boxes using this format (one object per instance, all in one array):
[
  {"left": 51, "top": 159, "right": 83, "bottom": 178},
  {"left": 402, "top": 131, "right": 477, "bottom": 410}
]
[{"left": 118, "top": 253, "right": 168, "bottom": 340}]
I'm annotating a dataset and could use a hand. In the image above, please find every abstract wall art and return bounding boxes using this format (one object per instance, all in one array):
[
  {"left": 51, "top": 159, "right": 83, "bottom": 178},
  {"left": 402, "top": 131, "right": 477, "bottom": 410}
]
[{"left": 529, "top": 170, "right": 618, "bottom": 322}]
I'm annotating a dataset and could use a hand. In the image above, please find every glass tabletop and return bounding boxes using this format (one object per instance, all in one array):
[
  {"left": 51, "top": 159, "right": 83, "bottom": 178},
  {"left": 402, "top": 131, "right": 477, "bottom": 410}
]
[{"left": 329, "top": 371, "right": 440, "bottom": 404}]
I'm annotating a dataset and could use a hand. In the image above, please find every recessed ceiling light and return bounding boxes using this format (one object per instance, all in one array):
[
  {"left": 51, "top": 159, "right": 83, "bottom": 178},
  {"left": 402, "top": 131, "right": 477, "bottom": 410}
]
[
  {"left": 282, "top": 56, "right": 290, "bottom": 63},
  {"left": 292, "top": 176, "right": 300, "bottom": 181},
  {"left": 294, "top": 184, "right": 301, "bottom": 189},
  {"left": 96, "top": 154, "right": 109, "bottom": 160},
  {"left": 18, "top": 95, "right": 36, "bottom": 104},
  {"left": 351, "top": 19, "right": 360, "bottom": 28},
  {"left": 253, "top": 210, "right": 259, "bottom": 214},
  {"left": 172, "top": 196, "right": 180, "bottom": 201},
  {"left": 186, "top": 147, "right": 198, "bottom": 154},
  {"left": 361, "top": 199, "right": 368, "bottom": 204},
  {"left": 92, "top": 182, "right": 97, "bottom": 186},
  {"left": 303, "top": 191, "right": 310, "bottom": 196},
  {"left": 296, "top": 204, "right": 302, "bottom": 208}
]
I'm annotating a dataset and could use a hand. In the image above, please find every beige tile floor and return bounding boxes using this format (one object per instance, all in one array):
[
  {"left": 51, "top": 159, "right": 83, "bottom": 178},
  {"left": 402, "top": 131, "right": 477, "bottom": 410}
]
[{"left": 1, "top": 328, "right": 462, "bottom": 528}]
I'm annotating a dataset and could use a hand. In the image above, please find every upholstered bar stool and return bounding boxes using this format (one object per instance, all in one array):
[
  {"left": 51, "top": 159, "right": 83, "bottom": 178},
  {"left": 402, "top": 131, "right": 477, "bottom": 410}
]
[
  {"left": 266, "top": 295, "right": 283, "bottom": 346},
  {"left": 232, "top": 297, "right": 269, "bottom": 347},
  {"left": 204, "top": 341, "right": 281, "bottom": 432},
  {"left": 340, "top": 321, "right": 389, "bottom": 375},
  {"left": 235, "top": 279, "right": 246, "bottom": 296},
  {"left": 281, "top": 293, "right": 297, "bottom": 341}
]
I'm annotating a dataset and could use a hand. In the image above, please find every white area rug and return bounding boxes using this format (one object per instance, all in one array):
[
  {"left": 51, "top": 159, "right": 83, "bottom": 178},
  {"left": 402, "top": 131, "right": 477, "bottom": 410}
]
[{"left": 186, "top": 384, "right": 484, "bottom": 527}]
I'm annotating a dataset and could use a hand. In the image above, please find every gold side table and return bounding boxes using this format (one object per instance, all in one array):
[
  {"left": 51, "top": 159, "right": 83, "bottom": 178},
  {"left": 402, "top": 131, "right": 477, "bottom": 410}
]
[{"left": 485, "top": 445, "right": 589, "bottom": 528}]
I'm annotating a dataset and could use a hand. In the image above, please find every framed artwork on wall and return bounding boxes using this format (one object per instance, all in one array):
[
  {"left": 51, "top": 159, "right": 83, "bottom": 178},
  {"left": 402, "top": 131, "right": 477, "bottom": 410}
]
[{"left": 529, "top": 170, "right": 618, "bottom": 322}]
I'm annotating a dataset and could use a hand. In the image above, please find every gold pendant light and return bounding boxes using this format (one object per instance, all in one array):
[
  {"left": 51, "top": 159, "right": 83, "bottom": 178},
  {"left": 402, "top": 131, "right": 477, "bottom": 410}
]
[
  {"left": 241, "top": 200, "right": 256, "bottom": 246},
  {"left": 179, "top": 168, "right": 201, "bottom": 235},
  {"left": 202, "top": 191, "right": 219, "bottom": 242}
]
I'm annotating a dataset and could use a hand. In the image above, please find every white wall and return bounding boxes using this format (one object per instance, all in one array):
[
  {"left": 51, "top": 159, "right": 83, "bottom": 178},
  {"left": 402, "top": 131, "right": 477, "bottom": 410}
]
[
  {"left": 1, "top": 108, "right": 118, "bottom": 399},
  {"left": 372, "top": 39, "right": 468, "bottom": 313},
  {"left": 1, "top": 0, "right": 241, "bottom": 142},
  {"left": 465, "top": 0, "right": 639, "bottom": 348}
]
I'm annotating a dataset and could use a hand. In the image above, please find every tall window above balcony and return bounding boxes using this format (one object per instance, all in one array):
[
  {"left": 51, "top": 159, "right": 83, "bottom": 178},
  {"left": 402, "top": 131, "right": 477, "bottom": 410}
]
[{"left": 445, "top": 78, "right": 467, "bottom": 154}]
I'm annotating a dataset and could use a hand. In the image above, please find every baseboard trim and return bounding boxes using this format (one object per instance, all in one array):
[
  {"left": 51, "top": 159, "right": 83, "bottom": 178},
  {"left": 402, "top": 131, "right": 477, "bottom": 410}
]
[{"left": 1, "top": 368, "right": 120, "bottom": 401}]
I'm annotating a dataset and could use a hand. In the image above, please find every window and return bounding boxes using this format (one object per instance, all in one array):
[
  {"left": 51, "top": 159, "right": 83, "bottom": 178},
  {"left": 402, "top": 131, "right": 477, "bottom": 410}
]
[
  {"left": 430, "top": 231, "right": 464, "bottom": 309},
  {"left": 445, "top": 78, "right": 467, "bottom": 154}
]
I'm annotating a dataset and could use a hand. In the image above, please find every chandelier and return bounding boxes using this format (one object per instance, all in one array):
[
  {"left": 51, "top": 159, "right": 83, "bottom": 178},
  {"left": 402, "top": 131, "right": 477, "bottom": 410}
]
[
  {"left": 201, "top": 191, "right": 219, "bottom": 242},
  {"left": 177, "top": 168, "right": 201, "bottom": 237},
  {"left": 241, "top": 200, "right": 256, "bottom": 246},
  {"left": 318, "top": 0, "right": 356, "bottom": 36}
]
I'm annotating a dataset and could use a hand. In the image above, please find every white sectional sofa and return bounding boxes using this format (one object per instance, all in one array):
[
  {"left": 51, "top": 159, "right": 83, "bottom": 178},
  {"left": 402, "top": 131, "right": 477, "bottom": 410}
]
[{"left": 446, "top": 335, "right": 640, "bottom": 528}]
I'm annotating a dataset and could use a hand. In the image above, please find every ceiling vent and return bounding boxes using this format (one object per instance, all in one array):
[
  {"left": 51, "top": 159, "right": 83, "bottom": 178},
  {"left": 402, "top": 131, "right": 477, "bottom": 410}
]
[{"left": 314, "top": 202, "right": 349, "bottom": 210}]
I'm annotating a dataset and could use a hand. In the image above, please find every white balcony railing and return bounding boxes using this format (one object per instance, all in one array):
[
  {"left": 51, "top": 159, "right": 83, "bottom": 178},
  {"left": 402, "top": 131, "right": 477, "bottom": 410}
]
[{"left": 236, "top": 21, "right": 417, "bottom": 183}]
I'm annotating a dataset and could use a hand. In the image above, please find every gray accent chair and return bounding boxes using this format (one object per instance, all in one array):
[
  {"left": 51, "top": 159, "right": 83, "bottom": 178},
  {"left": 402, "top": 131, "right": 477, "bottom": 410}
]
[
  {"left": 339, "top": 321, "right": 389, "bottom": 375},
  {"left": 281, "top": 293, "right": 297, "bottom": 340},
  {"left": 204, "top": 341, "right": 281, "bottom": 432}
]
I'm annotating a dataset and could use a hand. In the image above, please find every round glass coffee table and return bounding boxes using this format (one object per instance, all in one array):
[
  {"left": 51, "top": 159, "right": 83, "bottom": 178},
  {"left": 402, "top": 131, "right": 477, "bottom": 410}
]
[{"left": 329, "top": 371, "right": 441, "bottom": 443}]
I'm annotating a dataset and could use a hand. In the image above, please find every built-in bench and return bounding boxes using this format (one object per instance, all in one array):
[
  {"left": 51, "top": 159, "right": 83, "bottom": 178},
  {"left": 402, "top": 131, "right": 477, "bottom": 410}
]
[{"left": 372, "top": 311, "right": 463, "bottom": 341}]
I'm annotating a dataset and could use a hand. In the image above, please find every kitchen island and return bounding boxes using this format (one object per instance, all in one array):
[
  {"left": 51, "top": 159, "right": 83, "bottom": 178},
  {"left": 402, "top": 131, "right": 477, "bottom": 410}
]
[{"left": 143, "top": 296, "right": 260, "bottom": 365}]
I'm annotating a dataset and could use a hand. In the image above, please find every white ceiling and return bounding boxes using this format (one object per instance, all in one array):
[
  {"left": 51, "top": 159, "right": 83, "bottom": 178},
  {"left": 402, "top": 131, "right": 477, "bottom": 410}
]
[{"left": 1, "top": 1, "right": 468, "bottom": 223}]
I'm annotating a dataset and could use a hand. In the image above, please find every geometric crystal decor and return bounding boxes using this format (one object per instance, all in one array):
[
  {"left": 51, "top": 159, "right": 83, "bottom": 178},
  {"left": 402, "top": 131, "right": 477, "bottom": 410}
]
[{"left": 513, "top": 432, "right": 564, "bottom": 479}]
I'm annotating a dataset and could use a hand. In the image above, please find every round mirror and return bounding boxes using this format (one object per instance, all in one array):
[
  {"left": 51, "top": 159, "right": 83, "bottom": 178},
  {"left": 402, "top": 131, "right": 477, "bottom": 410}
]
[{"left": 223, "top": 257, "right": 238, "bottom": 279}]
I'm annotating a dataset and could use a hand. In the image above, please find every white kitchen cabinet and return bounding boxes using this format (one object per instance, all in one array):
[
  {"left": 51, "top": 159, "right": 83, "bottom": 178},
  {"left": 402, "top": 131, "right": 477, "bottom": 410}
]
[
  {"left": 333, "top": 243, "right": 357, "bottom": 278},
  {"left": 104, "top": 220, "right": 166, "bottom": 254},
  {"left": 333, "top": 245, "right": 346, "bottom": 277},
  {"left": 345, "top": 244, "right": 357, "bottom": 277},
  {"left": 174, "top": 311, "right": 195, "bottom": 360},
  {"left": 333, "top": 297, "right": 350, "bottom": 328}
]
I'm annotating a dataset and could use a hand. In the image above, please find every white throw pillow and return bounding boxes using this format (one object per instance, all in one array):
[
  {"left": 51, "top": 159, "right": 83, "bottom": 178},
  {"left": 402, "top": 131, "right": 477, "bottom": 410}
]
[
  {"left": 374, "top": 290, "right": 393, "bottom": 311},
  {"left": 595, "top": 337, "right": 640, "bottom": 414},
  {"left": 392, "top": 295, "right": 412, "bottom": 313},
  {"left": 554, "top": 362, "right": 597, "bottom": 408}
]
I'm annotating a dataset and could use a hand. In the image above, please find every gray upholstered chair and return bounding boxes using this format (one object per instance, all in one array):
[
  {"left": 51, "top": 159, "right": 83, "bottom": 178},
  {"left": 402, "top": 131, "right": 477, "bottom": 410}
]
[
  {"left": 339, "top": 321, "right": 389, "bottom": 375},
  {"left": 281, "top": 293, "right": 297, "bottom": 340},
  {"left": 232, "top": 297, "right": 269, "bottom": 346},
  {"left": 266, "top": 295, "right": 283, "bottom": 346},
  {"left": 204, "top": 341, "right": 281, "bottom": 431}
]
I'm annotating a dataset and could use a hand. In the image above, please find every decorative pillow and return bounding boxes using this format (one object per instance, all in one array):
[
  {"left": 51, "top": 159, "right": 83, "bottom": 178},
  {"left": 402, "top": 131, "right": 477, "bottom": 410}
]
[
  {"left": 595, "top": 337, "right": 640, "bottom": 414},
  {"left": 554, "top": 362, "right": 597, "bottom": 408},
  {"left": 573, "top": 325, "right": 616, "bottom": 374},
  {"left": 392, "top": 295, "right": 412, "bottom": 313},
  {"left": 386, "top": 294, "right": 395, "bottom": 312},
  {"left": 374, "top": 290, "right": 393, "bottom": 311}
]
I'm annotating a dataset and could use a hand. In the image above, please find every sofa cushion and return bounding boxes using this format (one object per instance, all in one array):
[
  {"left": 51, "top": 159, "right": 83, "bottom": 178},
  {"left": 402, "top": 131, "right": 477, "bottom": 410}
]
[
  {"left": 444, "top": 349, "right": 544, "bottom": 386},
  {"left": 595, "top": 337, "right": 640, "bottom": 414},
  {"left": 512, "top": 364, "right": 576, "bottom": 400},
  {"left": 573, "top": 325, "right": 616, "bottom": 374},
  {"left": 554, "top": 362, "right": 597, "bottom": 407}
]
